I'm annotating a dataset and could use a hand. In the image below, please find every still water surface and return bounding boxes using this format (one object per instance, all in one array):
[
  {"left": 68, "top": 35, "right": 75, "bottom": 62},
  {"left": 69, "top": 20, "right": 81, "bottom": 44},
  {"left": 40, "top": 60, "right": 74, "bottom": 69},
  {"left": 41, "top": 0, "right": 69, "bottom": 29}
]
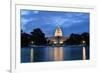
[{"left": 21, "top": 46, "right": 89, "bottom": 63}]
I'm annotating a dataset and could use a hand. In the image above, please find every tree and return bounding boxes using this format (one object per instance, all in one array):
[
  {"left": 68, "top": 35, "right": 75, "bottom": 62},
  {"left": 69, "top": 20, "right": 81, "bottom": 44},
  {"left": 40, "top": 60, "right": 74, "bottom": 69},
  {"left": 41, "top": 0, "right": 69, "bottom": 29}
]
[
  {"left": 21, "top": 30, "right": 31, "bottom": 47},
  {"left": 64, "top": 32, "right": 89, "bottom": 46},
  {"left": 64, "top": 33, "right": 81, "bottom": 45},
  {"left": 31, "top": 28, "right": 47, "bottom": 45},
  {"left": 81, "top": 32, "right": 89, "bottom": 46}
]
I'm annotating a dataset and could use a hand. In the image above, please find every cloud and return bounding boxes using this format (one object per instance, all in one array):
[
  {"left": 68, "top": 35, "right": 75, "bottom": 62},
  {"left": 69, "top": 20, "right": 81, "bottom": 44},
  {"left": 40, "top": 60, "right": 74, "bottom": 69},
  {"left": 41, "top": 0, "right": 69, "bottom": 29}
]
[
  {"left": 21, "top": 10, "right": 31, "bottom": 15},
  {"left": 41, "top": 16, "right": 70, "bottom": 26},
  {"left": 52, "top": 17, "right": 69, "bottom": 26},
  {"left": 32, "top": 10, "right": 39, "bottom": 14},
  {"left": 20, "top": 10, "right": 89, "bottom": 36},
  {"left": 47, "top": 16, "right": 85, "bottom": 28},
  {"left": 21, "top": 17, "right": 38, "bottom": 30}
]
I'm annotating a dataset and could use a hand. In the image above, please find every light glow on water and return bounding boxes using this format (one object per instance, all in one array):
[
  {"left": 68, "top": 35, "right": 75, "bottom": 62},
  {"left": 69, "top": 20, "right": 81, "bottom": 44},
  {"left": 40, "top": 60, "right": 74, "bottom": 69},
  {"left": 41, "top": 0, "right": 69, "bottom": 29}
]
[
  {"left": 30, "top": 48, "right": 34, "bottom": 62},
  {"left": 21, "top": 46, "right": 89, "bottom": 63},
  {"left": 82, "top": 46, "right": 86, "bottom": 60},
  {"left": 54, "top": 47, "right": 63, "bottom": 61}
]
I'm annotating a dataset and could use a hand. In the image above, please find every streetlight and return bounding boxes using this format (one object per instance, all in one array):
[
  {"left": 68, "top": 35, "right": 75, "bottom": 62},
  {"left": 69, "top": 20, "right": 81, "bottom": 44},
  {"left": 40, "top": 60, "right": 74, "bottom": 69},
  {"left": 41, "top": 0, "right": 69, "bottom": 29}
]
[{"left": 82, "top": 40, "right": 85, "bottom": 44}]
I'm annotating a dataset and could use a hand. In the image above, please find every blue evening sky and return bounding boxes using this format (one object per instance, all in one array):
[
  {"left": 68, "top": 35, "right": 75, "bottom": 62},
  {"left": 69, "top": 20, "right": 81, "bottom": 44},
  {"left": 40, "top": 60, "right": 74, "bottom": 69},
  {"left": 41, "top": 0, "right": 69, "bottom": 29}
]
[{"left": 20, "top": 9, "right": 89, "bottom": 37}]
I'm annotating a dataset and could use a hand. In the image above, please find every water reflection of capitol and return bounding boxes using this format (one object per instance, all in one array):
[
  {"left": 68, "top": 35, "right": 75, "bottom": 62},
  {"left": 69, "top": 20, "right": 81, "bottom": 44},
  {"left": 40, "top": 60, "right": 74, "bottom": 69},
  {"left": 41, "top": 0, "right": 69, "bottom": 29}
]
[{"left": 47, "top": 25, "right": 69, "bottom": 45}]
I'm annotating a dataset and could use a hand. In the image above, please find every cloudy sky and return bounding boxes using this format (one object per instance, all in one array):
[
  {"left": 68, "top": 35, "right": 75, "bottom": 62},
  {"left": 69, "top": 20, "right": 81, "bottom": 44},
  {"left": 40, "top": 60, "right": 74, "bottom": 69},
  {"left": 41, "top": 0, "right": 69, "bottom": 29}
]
[{"left": 20, "top": 9, "right": 90, "bottom": 37}]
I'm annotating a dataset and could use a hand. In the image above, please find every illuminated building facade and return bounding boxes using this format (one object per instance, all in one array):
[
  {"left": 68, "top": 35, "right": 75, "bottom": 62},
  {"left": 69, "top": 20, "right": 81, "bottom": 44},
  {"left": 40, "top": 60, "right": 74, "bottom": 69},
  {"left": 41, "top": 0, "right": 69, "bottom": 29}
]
[{"left": 47, "top": 25, "right": 68, "bottom": 45}]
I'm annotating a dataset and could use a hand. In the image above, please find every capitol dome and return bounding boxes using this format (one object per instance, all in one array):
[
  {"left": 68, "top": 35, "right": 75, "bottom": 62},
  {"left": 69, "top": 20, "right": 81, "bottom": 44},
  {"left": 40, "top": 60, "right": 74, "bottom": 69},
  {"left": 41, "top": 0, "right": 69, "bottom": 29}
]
[{"left": 55, "top": 25, "right": 63, "bottom": 37}]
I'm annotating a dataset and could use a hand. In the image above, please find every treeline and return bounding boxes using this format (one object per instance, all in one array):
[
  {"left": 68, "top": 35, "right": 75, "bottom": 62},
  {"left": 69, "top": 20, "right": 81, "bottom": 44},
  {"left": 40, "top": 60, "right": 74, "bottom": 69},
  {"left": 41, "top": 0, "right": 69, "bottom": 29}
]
[
  {"left": 64, "top": 33, "right": 89, "bottom": 46},
  {"left": 21, "top": 28, "right": 89, "bottom": 47},
  {"left": 21, "top": 28, "right": 47, "bottom": 47}
]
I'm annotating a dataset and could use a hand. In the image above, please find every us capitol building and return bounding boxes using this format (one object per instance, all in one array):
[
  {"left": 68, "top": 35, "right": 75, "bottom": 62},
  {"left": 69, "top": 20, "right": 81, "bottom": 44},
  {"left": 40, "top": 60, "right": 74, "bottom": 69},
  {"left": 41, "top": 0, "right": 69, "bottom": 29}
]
[{"left": 47, "top": 25, "right": 68, "bottom": 45}]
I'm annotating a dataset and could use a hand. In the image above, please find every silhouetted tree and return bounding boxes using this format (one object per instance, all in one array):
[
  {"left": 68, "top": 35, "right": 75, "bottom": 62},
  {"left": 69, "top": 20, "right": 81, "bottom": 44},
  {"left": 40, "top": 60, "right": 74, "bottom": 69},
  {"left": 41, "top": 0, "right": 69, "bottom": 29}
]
[
  {"left": 81, "top": 32, "right": 89, "bottom": 46},
  {"left": 21, "top": 30, "right": 31, "bottom": 47},
  {"left": 64, "top": 33, "right": 81, "bottom": 45},
  {"left": 64, "top": 32, "right": 89, "bottom": 46},
  {"left": 31, "top": 28, "right": 47, "bottom": 45}
]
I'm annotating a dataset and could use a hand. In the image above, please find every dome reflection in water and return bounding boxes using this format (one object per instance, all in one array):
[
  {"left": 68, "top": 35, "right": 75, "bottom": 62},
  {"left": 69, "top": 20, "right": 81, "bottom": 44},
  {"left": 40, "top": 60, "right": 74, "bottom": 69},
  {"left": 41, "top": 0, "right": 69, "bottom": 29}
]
[{"left": 21, "top": 46, "right": 89, "bottom": 63}]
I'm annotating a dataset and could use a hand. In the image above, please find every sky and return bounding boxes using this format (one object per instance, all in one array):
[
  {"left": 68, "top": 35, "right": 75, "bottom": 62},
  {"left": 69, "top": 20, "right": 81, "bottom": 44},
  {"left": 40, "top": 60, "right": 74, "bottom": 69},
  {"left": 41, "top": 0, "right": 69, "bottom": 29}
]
[{"left": 20, "top": 9, "right": 90, "bottom": 37}]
